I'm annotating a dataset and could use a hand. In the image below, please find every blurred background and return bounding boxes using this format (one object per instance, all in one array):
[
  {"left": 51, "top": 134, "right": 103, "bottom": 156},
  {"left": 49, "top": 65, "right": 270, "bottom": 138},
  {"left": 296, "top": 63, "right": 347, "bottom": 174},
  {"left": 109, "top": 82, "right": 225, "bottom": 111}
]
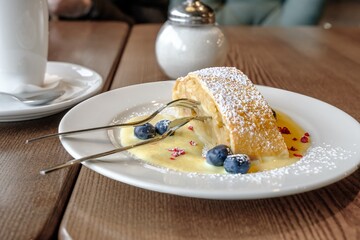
[
  {"left": 320, "top": 0, "right": 360, "bottom": 26},
  {"left": 48, "top": 0, "right": 360, "bottom": 27}
]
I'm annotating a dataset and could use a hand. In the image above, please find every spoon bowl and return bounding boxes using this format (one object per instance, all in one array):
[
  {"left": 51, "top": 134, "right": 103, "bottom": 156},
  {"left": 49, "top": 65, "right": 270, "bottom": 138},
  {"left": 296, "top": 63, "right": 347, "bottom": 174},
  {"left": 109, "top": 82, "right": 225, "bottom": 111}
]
[{"left": 0, "top": 90, "right": 65, "bottom": 106}]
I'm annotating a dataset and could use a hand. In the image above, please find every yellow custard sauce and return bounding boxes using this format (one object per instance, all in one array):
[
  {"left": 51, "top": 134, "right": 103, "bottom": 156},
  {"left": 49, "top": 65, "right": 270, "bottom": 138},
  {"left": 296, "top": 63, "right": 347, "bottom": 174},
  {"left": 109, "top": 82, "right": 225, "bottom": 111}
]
[{"left": 111, "top": 111, "right": 310, "bottom": 174}]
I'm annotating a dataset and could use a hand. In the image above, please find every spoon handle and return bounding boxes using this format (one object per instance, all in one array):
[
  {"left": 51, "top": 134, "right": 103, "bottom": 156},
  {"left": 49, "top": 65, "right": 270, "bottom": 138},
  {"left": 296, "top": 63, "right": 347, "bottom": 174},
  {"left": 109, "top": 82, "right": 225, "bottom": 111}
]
[
  {"left": 0, "top": 90, "right": 65, "bottom": 106},
  {"left": 40, "top": 130, "right": 171, "bottom": 174}
]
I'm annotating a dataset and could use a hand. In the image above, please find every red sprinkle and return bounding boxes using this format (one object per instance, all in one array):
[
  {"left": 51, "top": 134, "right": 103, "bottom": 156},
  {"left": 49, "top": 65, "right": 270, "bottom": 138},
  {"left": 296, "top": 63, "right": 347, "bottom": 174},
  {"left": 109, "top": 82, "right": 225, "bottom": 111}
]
[
  {"left": 289, "top": 146, "right": 298, "bottom": 151},
  {"left": 278, "top": 127, "right": 291, "bottom": 134},
  {"left": 168, "top": 147, "right": 186, "bottom": 158},
  {"left": 188, "top": 126, "right": 194, "bottom": 131},
  {"left": 301, "top": 136, "right": 309, "bottom": 143},
  {"left": 170, "top": 157, "right": 175, "bottom": 160},
  {"left": 189, "top": 140, "right": 197, "bottom": 146},
  {"left": 304, "top": 132, "right": 310, "bottom": 137},
  {"left": 292, "top": 138, "right": 298, "bottom": 141},
  {"left": 293, "top": 153, "right": 303, "bottom": 158}
]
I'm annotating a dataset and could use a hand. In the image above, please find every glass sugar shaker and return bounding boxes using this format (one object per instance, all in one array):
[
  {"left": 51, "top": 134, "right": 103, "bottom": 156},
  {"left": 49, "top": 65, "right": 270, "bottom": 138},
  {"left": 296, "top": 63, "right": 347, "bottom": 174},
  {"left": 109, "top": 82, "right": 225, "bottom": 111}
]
[{"left": 155, "top": 0, "right": 228, "bottom": 79}]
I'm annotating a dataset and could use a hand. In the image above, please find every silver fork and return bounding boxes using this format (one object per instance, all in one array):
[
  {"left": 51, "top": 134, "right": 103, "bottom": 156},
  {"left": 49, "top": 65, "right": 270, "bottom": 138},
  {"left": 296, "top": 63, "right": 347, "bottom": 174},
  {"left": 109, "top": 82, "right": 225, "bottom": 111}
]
[
  {"left": 26, "top": 98, "right": 199, "bottom": 143},
  {"left": 40, "top": 116, "right": 210, "bottom": 175}
]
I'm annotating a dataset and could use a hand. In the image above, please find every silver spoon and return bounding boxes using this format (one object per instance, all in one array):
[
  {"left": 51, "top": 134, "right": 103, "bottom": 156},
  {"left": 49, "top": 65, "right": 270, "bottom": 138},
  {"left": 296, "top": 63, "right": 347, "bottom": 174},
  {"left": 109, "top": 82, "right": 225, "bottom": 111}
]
[{"left": 0, "top": 90, "right": 65, "bottom": 106}]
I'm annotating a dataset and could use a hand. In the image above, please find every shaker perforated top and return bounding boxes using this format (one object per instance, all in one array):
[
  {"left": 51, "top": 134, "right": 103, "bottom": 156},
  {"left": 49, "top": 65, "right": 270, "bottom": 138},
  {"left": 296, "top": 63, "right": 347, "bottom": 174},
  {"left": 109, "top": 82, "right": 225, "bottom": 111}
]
[{"left": 168, "top": 0, "right": 215, "bottom": 25}]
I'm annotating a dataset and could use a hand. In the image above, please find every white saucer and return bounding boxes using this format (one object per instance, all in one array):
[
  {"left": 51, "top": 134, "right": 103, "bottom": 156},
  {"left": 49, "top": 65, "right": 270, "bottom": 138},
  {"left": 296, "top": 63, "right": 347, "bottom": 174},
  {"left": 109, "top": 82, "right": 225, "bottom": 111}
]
[
  {"left": 58, "top": 81, "right": 360, "bottom": 200},
  {"left": 0, "top": 61, "right": 103, "bottom": 122}
]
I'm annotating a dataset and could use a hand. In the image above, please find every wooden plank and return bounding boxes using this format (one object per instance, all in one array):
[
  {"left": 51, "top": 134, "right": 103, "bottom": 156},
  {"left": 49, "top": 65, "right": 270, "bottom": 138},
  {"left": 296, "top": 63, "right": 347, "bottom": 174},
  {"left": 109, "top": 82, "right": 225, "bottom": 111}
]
[
  {"left": 111, "top": 24, "right": 167, "bottom": 89},
  {"left": 0, "top": 21, "right": 129, "bottom": 239}
]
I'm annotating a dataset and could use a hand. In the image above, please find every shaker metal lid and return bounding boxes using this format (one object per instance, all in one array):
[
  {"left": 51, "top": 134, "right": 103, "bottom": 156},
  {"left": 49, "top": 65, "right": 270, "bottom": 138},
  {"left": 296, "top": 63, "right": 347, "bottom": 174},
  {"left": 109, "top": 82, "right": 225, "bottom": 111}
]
[{"left": 169, "top": 0, "right": 215, "bottom": 25}]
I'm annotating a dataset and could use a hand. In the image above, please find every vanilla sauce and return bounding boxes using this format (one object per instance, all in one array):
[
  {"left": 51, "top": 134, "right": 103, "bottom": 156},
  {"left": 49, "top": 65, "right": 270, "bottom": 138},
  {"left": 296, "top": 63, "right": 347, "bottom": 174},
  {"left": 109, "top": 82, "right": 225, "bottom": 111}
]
[{"left": 112, "top": 111, "right": 310, "bottom": 174}]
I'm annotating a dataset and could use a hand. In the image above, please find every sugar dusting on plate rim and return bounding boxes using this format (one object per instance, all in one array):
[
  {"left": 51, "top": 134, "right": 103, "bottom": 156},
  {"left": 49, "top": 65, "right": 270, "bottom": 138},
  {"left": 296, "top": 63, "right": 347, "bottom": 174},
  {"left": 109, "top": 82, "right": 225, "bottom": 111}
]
[{"left": 108, "top": 101, "right": 358, "bottom": 188}]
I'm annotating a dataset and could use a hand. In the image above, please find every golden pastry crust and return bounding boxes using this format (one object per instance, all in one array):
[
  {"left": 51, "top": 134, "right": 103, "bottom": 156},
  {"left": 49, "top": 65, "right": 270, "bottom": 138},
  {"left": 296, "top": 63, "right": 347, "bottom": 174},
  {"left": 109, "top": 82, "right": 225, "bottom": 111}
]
[{"left": 172, "top": 67, "right": 289, "bottom": 160}]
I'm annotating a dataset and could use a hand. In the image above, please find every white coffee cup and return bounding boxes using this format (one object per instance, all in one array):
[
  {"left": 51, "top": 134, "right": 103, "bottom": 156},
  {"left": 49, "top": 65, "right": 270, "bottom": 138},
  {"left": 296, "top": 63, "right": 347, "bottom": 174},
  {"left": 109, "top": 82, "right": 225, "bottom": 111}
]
[{"left": 0, "top": 0, "right": 48, "bottom": 93}]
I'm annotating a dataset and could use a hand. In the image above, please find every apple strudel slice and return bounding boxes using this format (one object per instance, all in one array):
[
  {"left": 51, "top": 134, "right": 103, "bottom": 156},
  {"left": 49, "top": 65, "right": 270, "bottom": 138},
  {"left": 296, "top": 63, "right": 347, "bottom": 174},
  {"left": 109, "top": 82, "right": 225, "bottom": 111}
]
[{"left": 172, "top": 67, "right": 289, "bottom": 161}]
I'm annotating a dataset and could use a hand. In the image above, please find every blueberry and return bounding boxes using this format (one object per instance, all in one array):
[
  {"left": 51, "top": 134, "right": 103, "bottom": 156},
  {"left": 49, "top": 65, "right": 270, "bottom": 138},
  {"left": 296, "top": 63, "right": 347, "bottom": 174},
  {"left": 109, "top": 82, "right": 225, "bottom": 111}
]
[
  {"left": 134, "top": 123, "right": 156, "bottom": 140},
  {"left": 206, "top": 145, "right": 232, "bottom": 166},
  {"left": 155, "top": 119, "right": 171, "bottom": 135},
  {"left": 224, "top": 154, "right": 250, "bottom": 174}
]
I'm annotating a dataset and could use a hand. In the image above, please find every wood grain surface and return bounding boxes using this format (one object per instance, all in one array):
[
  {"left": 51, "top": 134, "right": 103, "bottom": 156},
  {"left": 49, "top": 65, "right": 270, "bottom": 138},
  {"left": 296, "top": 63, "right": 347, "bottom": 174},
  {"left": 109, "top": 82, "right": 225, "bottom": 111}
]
[
  {"left": 0, "top": 21, "right": 129, "bottom": 239},
  {"left": 59, "top": 25, "right": 360, "bottom": 239},
  {"left": 61, "top": 25, "right": 359, "bottom": 239}
]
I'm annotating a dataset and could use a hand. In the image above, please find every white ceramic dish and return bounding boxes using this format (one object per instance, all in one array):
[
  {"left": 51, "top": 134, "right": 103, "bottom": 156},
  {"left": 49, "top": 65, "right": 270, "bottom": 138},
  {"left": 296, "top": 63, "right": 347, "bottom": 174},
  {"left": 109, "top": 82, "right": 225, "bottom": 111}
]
[
  {"left": 58, "top": 81, "right": 360, "bottom": 199},
  {"left": 0, "top": 61, "right": 103, "bottom": 122}
]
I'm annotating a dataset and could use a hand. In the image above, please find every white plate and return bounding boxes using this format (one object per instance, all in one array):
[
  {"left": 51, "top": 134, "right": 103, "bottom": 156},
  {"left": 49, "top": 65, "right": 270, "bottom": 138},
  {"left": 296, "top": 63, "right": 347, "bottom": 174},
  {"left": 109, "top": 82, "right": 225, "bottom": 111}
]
[
  {"left": 0, "top": 61, "right": 103, "bottom": 122},
  {"left": 59, "top": 81, "right": 360, "bottom": 199}
]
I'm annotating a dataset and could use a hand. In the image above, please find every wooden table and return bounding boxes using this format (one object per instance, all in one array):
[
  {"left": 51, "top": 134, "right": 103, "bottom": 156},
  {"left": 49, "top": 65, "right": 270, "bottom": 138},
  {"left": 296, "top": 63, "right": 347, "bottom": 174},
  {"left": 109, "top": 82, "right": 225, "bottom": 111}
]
[
  {"left": 1, "top": 23, "right": 359, "bottom": 239},
  {"left": 0, "top": 21, "right": 129, "bottom": 239},
  {"left": 60, "top": 25, "right": 359, "bottom": 239}
]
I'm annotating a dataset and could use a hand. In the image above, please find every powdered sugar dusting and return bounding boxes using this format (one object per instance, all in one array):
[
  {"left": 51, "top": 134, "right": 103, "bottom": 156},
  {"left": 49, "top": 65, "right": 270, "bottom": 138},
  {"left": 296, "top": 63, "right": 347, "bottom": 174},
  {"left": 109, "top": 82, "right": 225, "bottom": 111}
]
[
  {"left": 105, "top": 93, "right": 359, "bottom": 198},
  {"left": 138, "top": 143, "right": 356, "bottom": 188},
  {"left": 138, "top": 144, "right": 356, "bottom": 182},
  {"left": 191, "top": 68, "right": 261, "bottom": 132},
  {"left": 111, "top": 102, "right": 177, "bottom": 125},
  {"left": 187, "top": 67, "right": 286, "bottom": 156}
]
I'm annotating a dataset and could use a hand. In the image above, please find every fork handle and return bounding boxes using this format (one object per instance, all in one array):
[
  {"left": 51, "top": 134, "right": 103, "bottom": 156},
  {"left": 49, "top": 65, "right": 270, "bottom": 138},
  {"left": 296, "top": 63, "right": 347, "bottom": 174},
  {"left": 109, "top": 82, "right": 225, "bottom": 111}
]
[
  {"left": 40, "top": 133, "right": 168, "bottom": 175},
  {"left": 26, "top": 98, "right": 197, "bottom": 143},
  {"left": 26, "top": 122, "right": 138, "bottom": 144}
]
